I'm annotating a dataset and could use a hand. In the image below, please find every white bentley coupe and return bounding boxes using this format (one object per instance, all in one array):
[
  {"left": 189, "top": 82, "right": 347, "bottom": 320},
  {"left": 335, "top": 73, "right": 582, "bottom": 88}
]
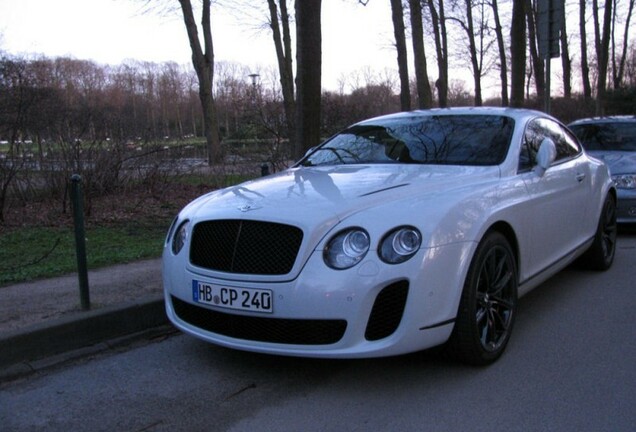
[{"left": 163, "top": 107, "right": 617, "bottom": 365}]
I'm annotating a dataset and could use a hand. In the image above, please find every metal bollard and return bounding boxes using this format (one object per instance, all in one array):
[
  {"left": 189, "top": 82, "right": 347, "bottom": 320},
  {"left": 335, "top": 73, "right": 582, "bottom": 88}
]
[{"left": 70, "top": 174, "right": 90, "bottom": 310}]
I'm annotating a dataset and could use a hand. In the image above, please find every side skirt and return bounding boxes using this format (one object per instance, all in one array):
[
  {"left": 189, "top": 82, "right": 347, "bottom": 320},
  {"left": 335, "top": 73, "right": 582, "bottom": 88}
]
[{"left": 518, "top": 237, "right": 594, "bottom": 297}]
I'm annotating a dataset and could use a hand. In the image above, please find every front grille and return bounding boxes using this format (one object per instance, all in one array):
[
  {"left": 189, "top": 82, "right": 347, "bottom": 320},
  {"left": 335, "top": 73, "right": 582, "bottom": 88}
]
[
  {"left": 190, "top": 220, "right": 303, "bottom": 275},
  {"left": 365, "top": 281, "right": 409, "bottom": 341},
  {"left": 171, "top": 296, "right": 347, "bottom": 345}
]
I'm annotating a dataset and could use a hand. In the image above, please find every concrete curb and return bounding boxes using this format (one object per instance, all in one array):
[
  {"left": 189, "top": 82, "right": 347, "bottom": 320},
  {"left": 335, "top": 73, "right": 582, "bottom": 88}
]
[{"left": 0, "top": 296, "right": 169, "bottom": 379}]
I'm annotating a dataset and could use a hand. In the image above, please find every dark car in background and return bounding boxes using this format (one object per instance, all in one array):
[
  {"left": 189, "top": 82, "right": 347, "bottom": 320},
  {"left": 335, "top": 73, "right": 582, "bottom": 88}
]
[{"left": 569, "top": 116, "right": 636, "bottom": 223}]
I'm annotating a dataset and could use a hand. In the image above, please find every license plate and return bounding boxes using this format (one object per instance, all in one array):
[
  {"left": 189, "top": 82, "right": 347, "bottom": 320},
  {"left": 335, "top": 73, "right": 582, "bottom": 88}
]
[{"left": 192, "top": 280, "right": 273, "bottom": 313}]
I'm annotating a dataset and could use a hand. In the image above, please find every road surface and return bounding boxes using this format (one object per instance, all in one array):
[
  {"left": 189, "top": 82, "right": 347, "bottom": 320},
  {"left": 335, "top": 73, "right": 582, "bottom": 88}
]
[{"left": 2, "top": 230, "right": 635, "bottom": 432}]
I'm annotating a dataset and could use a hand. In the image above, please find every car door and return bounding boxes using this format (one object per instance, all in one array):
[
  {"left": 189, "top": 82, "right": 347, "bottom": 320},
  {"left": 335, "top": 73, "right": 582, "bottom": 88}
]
[{"left": 516, "top": 118, "right": 592, "bottom": 282}]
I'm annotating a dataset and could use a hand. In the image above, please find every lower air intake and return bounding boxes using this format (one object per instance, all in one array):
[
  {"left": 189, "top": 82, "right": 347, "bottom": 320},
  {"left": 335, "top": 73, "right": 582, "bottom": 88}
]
[{"left": 171, "top": 296, "right": 347, "bottom": 345}]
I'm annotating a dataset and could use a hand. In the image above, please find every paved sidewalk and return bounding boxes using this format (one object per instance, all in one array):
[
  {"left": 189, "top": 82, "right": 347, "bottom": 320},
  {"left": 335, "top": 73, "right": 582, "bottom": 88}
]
[{"left": 0, "top": 258, "right": 170, "bottom": 380}]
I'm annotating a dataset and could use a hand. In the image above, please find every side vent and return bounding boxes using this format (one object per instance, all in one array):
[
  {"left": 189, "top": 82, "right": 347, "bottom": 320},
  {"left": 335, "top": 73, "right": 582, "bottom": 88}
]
[{"left": 365, "top": 281, "right": 409, "bottom": 341}]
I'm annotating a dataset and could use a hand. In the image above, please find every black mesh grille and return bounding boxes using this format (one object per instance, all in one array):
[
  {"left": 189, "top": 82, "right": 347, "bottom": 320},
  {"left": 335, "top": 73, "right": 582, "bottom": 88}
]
[
  {"left": 365, "top": 281, "right": 409, "bottom": 341},
  {"left": 171, "top": 296, "right": 347, "bottom": 345},
  {"left": 190, "top": 220, "right": 303, "bottom": 275}
]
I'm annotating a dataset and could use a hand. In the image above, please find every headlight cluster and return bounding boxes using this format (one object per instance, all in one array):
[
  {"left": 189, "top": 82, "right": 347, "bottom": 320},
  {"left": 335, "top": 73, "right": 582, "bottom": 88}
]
[
  {"left": 171, "top": 220, "right": 190, "bottom": 255},
  {"left": 612, "top": 174, "right": 636, "bottom": 189},
  {"left": 324, "top": 228, "right": 370, "bottom": 269},
  {"left": 379, "top": 227, "right": 422, "bottom": 264},
  {"left": 324, "top": 226, "right": 422, "bottom": 269}
]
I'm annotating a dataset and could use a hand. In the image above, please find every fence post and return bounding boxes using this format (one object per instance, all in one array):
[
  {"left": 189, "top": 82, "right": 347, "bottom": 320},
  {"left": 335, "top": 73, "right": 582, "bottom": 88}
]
[{"left": 70, "top": 174, "right": 90, "bottom": 310}]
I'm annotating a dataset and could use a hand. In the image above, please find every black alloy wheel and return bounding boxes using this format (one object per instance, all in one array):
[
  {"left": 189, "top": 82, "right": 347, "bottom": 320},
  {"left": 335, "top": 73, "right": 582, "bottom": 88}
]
[
  {"left": 447, "top": 232, "right": 518, "bottom": 366},
  {"left": 600, "top": 196, "right": 618, "bottom": 263},
  {"left": 578, "top": 194, "right": 617, "bottom": 271}
]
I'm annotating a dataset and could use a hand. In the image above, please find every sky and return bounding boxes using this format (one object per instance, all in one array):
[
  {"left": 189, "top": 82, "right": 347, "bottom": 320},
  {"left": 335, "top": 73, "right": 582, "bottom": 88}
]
[{"left": 0, "top": 0, "right": 403, "bottom": 92}]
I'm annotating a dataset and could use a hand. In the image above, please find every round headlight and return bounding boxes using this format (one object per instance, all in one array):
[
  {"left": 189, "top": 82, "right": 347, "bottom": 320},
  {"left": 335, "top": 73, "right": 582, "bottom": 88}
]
[
  {"left": 171, "top": 220, "right": 190, "bottom": 255},
  {"left": 324, "top": 228, "right": 370, "bottom": 269},
  {"left": 379, "top": 226, "right": 421, "bottom": 264}
]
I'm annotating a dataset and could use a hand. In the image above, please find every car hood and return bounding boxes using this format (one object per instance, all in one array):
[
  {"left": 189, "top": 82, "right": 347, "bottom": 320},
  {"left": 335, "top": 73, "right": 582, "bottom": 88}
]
[
  {"left": 181, "top": 164, "right": 499, "bottom": 231},
  {"left": 587, "top": 151, "right": 636, "bottom": 174}
]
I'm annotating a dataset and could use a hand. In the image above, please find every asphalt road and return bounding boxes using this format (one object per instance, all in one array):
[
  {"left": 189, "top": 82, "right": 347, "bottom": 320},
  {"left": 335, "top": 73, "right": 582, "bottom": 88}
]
[{"left": 2, "top": 231, "right": 635, "bottom": 432}]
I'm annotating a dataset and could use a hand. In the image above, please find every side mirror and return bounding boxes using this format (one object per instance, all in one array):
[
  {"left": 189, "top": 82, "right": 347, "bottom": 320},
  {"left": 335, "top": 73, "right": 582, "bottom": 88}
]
[{"left": 534, "top": 138, "right": 557, "bottom": 177}]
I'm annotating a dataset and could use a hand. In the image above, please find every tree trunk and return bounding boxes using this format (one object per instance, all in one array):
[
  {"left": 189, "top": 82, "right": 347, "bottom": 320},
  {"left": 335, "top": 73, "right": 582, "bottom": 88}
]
[
  {"left": 294, "top": 0, "right": 322, "bottom": 159},
  {"left": 427, "top": 0, "right": 449, "bottom": 107},
  {"left": 579, "top": 0, "right": 592, "bottom": 100},
  {"left": 560, "top": 11, "right": 572, "bottom": 98},
  {"left": 267, "top": 0, "right": 296, "bottom": 143},
  {"left": 390, "top": 0, "right": 411, "bottom": 111},
  {"left": 439, "top": 0, "right": 449, "bottom": 107},
  {"left": 510, "top": 0, "right": 526, "bottom": 107},
  {"left": 596, "top": 0, "right": 613, "bottom": 115},
  {"left": 491, "top": 0, "right": 509, "bottom": 106},
  {"left": 463, "top": 0, "right": 482, "bottom": 106},
  {"left": 593, "top": 0, "right": 601, "bottom": 57},
  {"left": 409, "top": 0, "right": 433, "bottom": 109},
  {"left": 613, "top": 0, "right": 635, "bottom": 88},
  {"left": 178, "top": 0, "right": 221, "bottom": 164},
  {"left": 525, "top": 0, "right": 544, "bottom": 102}
]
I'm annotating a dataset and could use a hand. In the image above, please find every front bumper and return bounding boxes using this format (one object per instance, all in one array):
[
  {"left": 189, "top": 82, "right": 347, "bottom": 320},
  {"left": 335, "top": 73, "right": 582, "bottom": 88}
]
[
  {"left": 163, "top": 242, "right": 473, "bottom": 358},
  {"left": 616, "top": 189, "right": 636, "bottom": 223}
]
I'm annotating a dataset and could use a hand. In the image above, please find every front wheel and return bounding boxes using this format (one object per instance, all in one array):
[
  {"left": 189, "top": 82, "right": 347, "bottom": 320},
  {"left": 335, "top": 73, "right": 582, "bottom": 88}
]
[{"left": 446, "top": 232, "right": 518, "bottom": 366}]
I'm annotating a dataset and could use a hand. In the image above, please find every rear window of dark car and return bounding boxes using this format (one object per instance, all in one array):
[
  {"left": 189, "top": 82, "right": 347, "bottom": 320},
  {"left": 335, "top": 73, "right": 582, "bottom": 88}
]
[{"left": 570, "top": 122, "right": 636, "bottom": 152}]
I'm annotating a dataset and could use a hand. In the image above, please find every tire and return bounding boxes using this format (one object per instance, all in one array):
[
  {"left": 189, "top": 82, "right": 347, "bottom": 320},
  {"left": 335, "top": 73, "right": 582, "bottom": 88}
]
[
  {"left": 578, "top": 194, "right": 617, "bottom": 271},
  {"left": 447, "top": 232, "right": 518, "bottom": 366}
]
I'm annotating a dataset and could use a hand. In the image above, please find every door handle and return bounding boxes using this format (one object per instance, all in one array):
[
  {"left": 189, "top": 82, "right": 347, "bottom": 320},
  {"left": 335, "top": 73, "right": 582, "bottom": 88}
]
[{"left": 576, "top": 173, "right": 586, "bottom": 182}]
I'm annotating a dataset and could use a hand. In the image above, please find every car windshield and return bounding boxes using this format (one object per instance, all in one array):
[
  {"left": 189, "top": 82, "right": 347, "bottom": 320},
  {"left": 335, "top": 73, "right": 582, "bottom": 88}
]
[
  {"left": 570, "top": 122, "right": 636, "bottom": 152},
  {"left": 302, "top": 115, "right": 515, "bottom": 166}
]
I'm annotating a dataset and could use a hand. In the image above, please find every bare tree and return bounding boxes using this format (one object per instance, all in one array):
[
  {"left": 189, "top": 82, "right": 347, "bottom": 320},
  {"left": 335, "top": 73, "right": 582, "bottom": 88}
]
[
  {"left": 447, "top": 0, "right": 491, "bottom": 106},
  {"left": 409, "top": 0, "right": 434, "bottom": 108},
  {"left": 427, "top": 0, "right": 450, "bottom": 107},
  {"left": 560, "top": 11, "right": 572, "bottom": 98},
  {"left": 594, "top": 0, "right": 613, "bottom": 114},
  {"left": 266, "top": 0, "right": 296, "bottom": 143},
  {"left": 489, "top": 0, "right": 509, "bottom": 105},
  {"left": 178, "top": 0, "right": 222, "bottom": 164},
  {"left": 390, "top": 0, "right": 412, "bottom": 111},
  {"left": 579, "top": 0, "right": 592, "bottom": 100},
  {"left": 624, "top": 44, "right": 636, "bottom": 87},
  {"left": 294, "top": 0, "right": 322, "bottom": 158},
  {"left": 525, "top": 0, "right": 544, "bottom": 102},
  {"left": 510, "top": 0, "right": 526, "bottom": 107},
  {"left": 611, "top": 0, "right": 635, "bottom": 88},
  {"left": 0, "top": 56, "right": 30, "bottom": 222}
]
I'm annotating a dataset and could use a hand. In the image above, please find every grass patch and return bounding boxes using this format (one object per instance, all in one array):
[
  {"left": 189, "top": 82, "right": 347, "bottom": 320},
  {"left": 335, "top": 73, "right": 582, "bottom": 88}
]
[
  {"left": 0, "top": 165, "right": 256, "bottom": 287},
  {"left": 0, "top": 221, "right": 170, "bottom": 287}
]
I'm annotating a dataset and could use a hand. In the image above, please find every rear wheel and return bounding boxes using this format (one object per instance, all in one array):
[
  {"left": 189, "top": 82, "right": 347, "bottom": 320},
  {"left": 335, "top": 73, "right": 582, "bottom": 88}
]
[
  {"left": 578, "top": 194, "right": 617, "bottom": 271},
  {"left": 447, "top": 232, "right": 518, "bottom": 366}
]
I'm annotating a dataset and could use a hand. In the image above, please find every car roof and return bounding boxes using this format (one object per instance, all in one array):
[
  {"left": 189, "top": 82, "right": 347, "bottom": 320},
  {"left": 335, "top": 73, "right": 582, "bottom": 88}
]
[
  {"left": 569, "top": 115, "right": 636, "bottom": 126},
  {"left": 357, "top": 107, "right": 549, "bottom": 125}
]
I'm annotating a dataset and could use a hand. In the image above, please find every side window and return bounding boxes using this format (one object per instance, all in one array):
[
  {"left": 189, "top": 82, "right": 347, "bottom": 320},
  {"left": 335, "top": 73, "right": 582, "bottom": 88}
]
[
  {"left": 560, "top": 126, "right": 583, "bottom": 157},
  {"left": 540, "top": 118, "right": 581, "bottom": 161},
  {"left": 519, "top": 118, "right": 581, "bottom": 172},
  {"left": 518, "top": 142, "right": 532, "bottom": 172},
  {"left": 519, "top": 119, "right": 543, "bottom": 172}
]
